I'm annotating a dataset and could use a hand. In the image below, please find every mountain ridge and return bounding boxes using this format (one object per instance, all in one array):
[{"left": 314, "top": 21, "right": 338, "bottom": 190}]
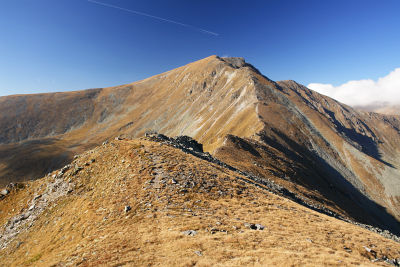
[
  {"left": 0, "top": 55, "right": 399, "bottom": 235},
  {"left": 1, "top": 136, "right": 400, "bottom": 266}
]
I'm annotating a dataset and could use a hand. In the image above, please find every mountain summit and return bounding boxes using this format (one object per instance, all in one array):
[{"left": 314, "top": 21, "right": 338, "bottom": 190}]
[{"left": 1, "top": 56, "right": 400, "bottom": 242}]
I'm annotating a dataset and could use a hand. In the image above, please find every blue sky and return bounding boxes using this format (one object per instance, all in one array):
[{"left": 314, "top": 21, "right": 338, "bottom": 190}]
[{"left": 1, "top": 0, "right": 400, "bottom": 97}]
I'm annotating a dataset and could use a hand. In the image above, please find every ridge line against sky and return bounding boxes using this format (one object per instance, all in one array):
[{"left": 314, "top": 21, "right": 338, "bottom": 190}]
[
  {"left": 1, "top": 0, "right": 400, "bottom": 103},
  {"left": 87, "top": 0, "right": 219, "bottom": 36}
]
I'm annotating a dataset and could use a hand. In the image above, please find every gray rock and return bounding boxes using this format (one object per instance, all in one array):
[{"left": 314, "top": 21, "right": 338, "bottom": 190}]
[
  {"left": 1, "top": 189, "right": 10, "bottom": 196},
  {"left": 14, "top": 213, "right": 29, "bottom": 223},
  {"left": 363, "top": 246, "right": 377, "bottom": 258},
  {"left": 182, "top": 230, "right": 197, "bottom": 236},
  {"left": 221, "top": 57, "right": 246, "bottom": 68},
  {"left": 124, "top": 206, "right": 131, "bottom": 213},
  {"left": 194, "top": 250, "right": 202, "bottom": 256},
  {"left": 255, "top": 224, "right": 265, "bottom": 230},
  {"left": 363, "top": 246, "right": 372, "bottom": 252},
  {"left": 244, "top": 222, "right": 265, "bottom": 230},
  {"left": 208, "top": 228, "right": 229, "bottom": 234},
  {"left": 72, "top": 166, "right": 83, "bottom": 176},
  {"left": 343, "top": 246, "right": 352, "bottom": 252},
  {"left": 60, "top": 165, "right": 71, "bottom": 174}
]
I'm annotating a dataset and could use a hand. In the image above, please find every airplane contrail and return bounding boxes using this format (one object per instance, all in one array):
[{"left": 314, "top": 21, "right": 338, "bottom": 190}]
[{"left": 87, "top": 0, "right": 219, "bottom": 36}]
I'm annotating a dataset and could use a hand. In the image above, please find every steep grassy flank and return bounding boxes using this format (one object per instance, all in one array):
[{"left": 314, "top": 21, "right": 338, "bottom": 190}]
[
  {"left": 0, "top": 56, "right": 263, "bottom": 186},
  {"left": 0, "top": 138, "right": 399, "bottom": 266},
  {"left": 1, "top": 55, "right": 399, "bottom": 238}
]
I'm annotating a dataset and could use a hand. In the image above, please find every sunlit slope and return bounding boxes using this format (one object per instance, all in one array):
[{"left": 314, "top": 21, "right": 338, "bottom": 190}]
[
  {"left": 1, "top": 55, "right": 399, "bottom": 234},
  {"left": 1, "top": 138, "right": 399, "bottom": 266},
  {"left": 0, "top": 56, "right": 263, "bottom": 185},
  {"left": 215, "top": 75, "right": 400, "bottom": 233}
]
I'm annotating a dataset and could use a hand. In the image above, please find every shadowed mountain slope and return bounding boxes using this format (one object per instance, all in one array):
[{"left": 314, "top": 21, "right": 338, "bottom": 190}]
[{"left": 0, "top": 55, "right": 399, "bottom": 234}]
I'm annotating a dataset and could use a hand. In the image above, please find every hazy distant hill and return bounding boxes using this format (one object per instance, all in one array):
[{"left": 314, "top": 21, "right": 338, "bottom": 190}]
[{"left": 354, "top": 102, "right": 400, "bottom": 115}]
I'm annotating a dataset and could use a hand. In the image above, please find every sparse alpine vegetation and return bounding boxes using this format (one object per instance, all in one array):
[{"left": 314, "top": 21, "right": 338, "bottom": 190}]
[
  {"left": 1, "top": 56, "right": 400, "bottom": 265},
  {"left": 1, "top": 137, "right": 400, "bottom": 266}
]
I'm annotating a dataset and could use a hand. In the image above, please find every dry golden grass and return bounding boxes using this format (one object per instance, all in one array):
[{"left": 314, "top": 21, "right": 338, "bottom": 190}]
[
  {"left": 0, "top": 138, "right": 399, "bottom": 266},
  {"left": 0, "top": 55, "right": 263, "bottom": 186},
  {"left": 1, "top": 55, "right": 399, "bottom": 234}
]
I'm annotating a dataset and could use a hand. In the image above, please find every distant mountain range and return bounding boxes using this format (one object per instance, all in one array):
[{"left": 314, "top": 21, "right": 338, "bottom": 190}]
[{"left": 354, "top": 102, "right": 400, "bottom": 115}]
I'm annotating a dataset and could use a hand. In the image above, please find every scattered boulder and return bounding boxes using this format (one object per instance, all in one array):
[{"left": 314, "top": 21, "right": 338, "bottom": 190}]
[
  {"left": 244, "top": 222, "right": 265, "bottom": 230},
  {"left": 60, "top": 164, "right": 71, "bottom": 174},
  {"left": 210, "top": 228, "right": 227, "bottom": 234},
  {"left": 72, "top": 166, "right": 83, "bottom": 176},
  {"left": 194, "top": 251, "right": 203, "bottom": 256},
  {"left": 182, "top": 230, "right": 197, "bottom": 236},
  {"left": 210, "top": 228, "right": 219, "bottom": 234},
  {"left": 1, "top": 189, "right": 10, "bottom": 196},
  {"left": 14, "top": 213, "right": 29, "bottom": 223},
  {"left": 255, "top": 224, "right": 265, "bottom": 230},
  {"left": 145, "top": 132, "right": 203, "bottom": 153},
  {"left": 343, "top": 246, "right": 352, "bottom": 253},
  {"left": 6, "top": 183, "right": 24, "bottom": 190},
  {"left": 174, "top": 136, "right": 203, "bottom": 153},
  {"left": 145, "top": 131, "right": 169, "bottom": 140},
  {"left": 124, "top": 206, "right": 131, "bottom": 213},
  {"left": 363, "top": 246, "right": 377, "bottom": 258}
]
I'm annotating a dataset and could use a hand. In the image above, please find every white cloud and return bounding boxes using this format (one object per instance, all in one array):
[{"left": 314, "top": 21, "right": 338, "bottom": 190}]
[{"left": 307, "top": 68, "right": 400, "bottom": 106}]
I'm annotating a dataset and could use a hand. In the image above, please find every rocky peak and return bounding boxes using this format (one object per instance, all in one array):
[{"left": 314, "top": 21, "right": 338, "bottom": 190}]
[
  {"left": 220, "top": 57, "right": 246, "bottom": 68},
  {"left": 217, "top": 56, "right": 263, "bottom": 76}
]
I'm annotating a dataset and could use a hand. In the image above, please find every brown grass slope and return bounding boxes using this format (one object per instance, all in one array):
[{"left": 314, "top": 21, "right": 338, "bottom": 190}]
[
  {"left": 1, "top": 138, "right": 400, "bottom": 266},
  {"left": 215, "top": 74, "right": 400, "bottom": 234},
  {"left": 0, "top": 56, "right": 263, "bottom": 186},
  {"left": 0, "top": 55, "right": 399, "bottom": 234}
]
